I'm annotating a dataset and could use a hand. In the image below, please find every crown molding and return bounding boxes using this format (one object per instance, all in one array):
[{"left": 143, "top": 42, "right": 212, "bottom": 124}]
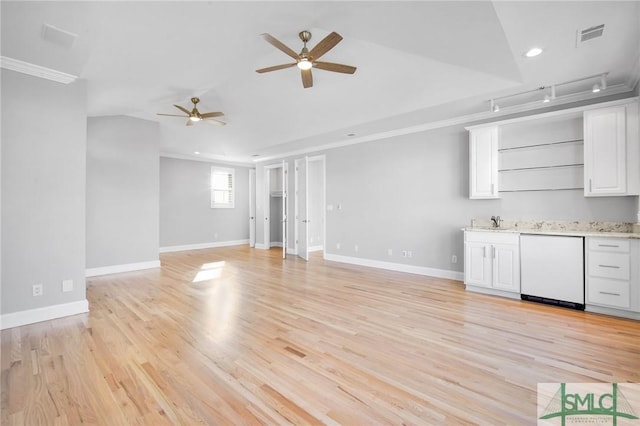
[
  {"left": 160, "top": 152, "right": 253, "bottom": 167},
  {"left": 0, "top": 56, "right": 77, "bottom": 84},
  {"left": 254, "top": 85, "right": 636, "bottom": 163}
]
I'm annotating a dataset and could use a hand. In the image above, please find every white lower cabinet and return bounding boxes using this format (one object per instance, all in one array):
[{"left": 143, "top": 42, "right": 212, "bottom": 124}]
[
  {"left": 464, "top": 231, "right": 520, "bottom": 295},
  {"left": 586, "top": 237, "right": 640, "bottom": 318}
]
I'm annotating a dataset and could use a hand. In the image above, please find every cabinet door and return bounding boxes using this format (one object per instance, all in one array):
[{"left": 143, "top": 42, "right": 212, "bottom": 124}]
[
  {"left": 465, "top": 242, "right": 492, "bottom": 287},
  {"left": 469, "top": 126, "right": 498, "bottom": 199},
  {"left": 584, "top": 106, "right": 626, "bottom": 196},
  {"left": 492, "top": 244, "right": 520, "bottom": 292}
]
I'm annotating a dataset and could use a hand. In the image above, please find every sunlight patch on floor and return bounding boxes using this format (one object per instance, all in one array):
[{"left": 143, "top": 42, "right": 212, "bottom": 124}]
[{"left": 192, "top": 261, "right": 226, "bottom": 283}]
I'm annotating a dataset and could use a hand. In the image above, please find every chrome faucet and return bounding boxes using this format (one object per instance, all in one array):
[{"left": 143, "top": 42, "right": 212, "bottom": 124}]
[{"left": 491, "top": 215, "right": 501, "bottom": 228}]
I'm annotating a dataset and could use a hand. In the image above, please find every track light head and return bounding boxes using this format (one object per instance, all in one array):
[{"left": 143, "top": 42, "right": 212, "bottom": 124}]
[{"left": 600, "top": 74, "right": 607, "bottom": 90}]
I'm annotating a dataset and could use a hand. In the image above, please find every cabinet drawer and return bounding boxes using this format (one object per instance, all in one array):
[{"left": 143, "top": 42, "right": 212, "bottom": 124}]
[
  {"left": 588, "top": 238, "right": 630, "bottom": 253},
  {"left": 464, "top": 231, "right": 519, "bottom": 245},
  {"left": 588, "top": 252, "right": 630, "bottom": 280},
  {"left": 587, "top": 277, "right": 630, "bottom": 308}
]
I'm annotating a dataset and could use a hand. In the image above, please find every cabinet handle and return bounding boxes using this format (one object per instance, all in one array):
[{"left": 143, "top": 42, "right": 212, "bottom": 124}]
[
  {"left": 598, "top": 244, "right": 619, "bottom": 248},
  {"left": 483, "top": 246, "right": 487, "bottom": 258},
  {"left": 492, "top": 246, "right": 496, "bottom": 258},
  {"left": 491, "top": 183, "right": 494, "bottom": 195},
  {"left": 589, "top": 178, "right": 592, "bottom": 192},
  {"left": 598, "top": 264, "right": 620, "bottom": 269},
  {"left": 599, "top": 291, "right": 621, "bottom": 297}
]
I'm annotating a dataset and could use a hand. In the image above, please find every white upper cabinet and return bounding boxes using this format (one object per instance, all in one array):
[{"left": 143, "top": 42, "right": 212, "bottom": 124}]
[
  {"left": 469, "top": 125, "right": 498, "bottom": 199},
  {"left": 584, "top": 102, "right": 639, "bottom": 196}
]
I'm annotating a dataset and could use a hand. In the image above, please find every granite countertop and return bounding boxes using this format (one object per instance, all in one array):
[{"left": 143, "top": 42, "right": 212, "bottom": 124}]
[{"left": 463, "top": 219, "right": 640, "bottom": 239}]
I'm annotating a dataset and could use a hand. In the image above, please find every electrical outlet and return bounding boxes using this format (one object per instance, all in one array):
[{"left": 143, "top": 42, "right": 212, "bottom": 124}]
[
  {"left": 407, "top": 251, "right": 412, "bottom": 258},
  {"left": 62, "top": 279, "right": 73, "bottom": 293},
  {"left": 402, "top": 250, "right": 407, "bottom": 258},
  {"left": 33, "top": 284, "right": 43, "bottom": 297},
  {"left": 452, "top": 255, "right": 458, "bottom": 264}
]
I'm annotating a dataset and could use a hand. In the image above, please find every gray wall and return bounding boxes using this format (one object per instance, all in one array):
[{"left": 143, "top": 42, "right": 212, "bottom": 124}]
[
  {"left": 1, "top": 70, "right": 87, "bottom": 314},
  {"left": 159, "top": 157, "right": 251, "bottom": 247},
  {"left": 86, "top": 116, "right": 160, "bottom": 268},
  {"left": 324, "top": 125, "right": 637, "bottom": 272},
  {"left": 254, "top": 117, "right": 638, "bottom": 274}
]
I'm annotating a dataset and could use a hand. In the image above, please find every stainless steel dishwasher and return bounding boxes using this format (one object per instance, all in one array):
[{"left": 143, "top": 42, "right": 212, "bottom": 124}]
[{"left": 520, "top": 234, "right": 585, "bottom": 309}]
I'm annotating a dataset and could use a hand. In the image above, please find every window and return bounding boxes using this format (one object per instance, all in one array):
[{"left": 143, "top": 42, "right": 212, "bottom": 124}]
[{"left": 211, "top": 167, "right": 234, "bottom": 208}]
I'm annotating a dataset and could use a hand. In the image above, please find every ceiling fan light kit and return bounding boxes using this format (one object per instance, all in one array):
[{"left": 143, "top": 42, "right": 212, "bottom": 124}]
[
  {"left": 256, "top": 30, "right": 357, "bottom": 88},
  {"left": 157, "top": 97, "right": 225, "bottom": 126}
]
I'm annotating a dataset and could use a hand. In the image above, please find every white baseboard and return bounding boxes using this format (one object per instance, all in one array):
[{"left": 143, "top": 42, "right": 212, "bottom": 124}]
[
  {"left": 255, "top": 243, "right": 268, "bottom": 250},
  {"left": 1, "top": 299, "right": 89, "bottom": 330},
  {"left": 586, "top": 305, "right": 640, "bottom": 320},
  {"left": 309, "top": 245, "right": 323, "bottom": 253},
  {"left": 323, "top": 253, "right": 464, "bottom": 281},
  {"left": 287, "top": 247, "right": 298, "bottom": 255},
  {"left": 86, "top": 260, "right": 161, "bottom": 277},
  {"left": 159, "top": 239, "right": 249, "bottom": 253},
  {"left": 270, "top": 242, "right": 283, "bottom": 248}
]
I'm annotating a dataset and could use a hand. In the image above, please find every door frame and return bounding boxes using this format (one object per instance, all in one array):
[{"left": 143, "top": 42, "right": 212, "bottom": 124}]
[
  {"left": 264, "top": 161, "right": 288, "bottom": 257},
  {"left": 249, "top": 168, "right": 256, "bottom": 247},
  {"left": 294, "top": 155, "right": 326, "bottom": 260}
]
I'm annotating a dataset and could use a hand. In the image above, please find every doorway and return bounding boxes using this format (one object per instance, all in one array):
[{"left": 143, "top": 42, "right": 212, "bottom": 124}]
[
  {"left": 294, "top": 155, "right": 325, "bottom": 261},
  {"left": 264, "top": 161, "right": 288, "bottom": 259}
]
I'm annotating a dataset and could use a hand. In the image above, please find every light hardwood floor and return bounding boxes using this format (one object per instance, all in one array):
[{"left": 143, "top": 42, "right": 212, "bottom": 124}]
[{"left": 2, "top": 246, "right": 639, "bottom": 425}]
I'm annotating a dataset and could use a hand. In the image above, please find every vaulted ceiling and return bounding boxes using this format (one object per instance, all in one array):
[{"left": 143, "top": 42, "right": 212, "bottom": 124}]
[{"left": 2, "top": 1, "right": 639, "bottom": 163}]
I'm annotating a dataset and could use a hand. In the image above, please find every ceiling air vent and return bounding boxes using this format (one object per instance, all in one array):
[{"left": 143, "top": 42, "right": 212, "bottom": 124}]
[
  {"left": 41, "top": 24, "right": 78, "bottom": 49},
  {"left": 576, "top": 24, "right": 605, "bottom": 47}
]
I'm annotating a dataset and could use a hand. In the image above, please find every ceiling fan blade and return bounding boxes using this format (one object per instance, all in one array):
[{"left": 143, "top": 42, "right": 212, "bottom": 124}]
[
  {"left": 200, "top": 111, "right": 224, "bottom": 118},
  {"left": 186, "top": 119, "right": 195, "bottom": 126},
  {"left": 157, "top": 113, "right": 188, "bottom": 117},
  {"left": 261, "top": 33, "right": 300, "bottom": 60},
  {"left": 203, "top": 118, "right": 226, "bottom": 126},
  {"left": 313, "top": 61, "right": 357, "bottom": 74},
  {"left": 309, "top": 32, "right": 343, "bottom": 60},
  {"left": 301, "top": 68, "right": 313, "bottom": 88},
  {"left": 256, "top": 63, "right": 297, "bottom": 73},
  {"left": 174, "top": 104, "right": 191, "bottom": 115}
]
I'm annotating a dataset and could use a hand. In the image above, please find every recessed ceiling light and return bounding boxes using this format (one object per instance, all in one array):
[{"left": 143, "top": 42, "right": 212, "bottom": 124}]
[
  {"left": 525, "top": 47, "right": 543, "bottom": 58},
  {"left": 194, "top": 151, "right": 200, "bottom": 155}
]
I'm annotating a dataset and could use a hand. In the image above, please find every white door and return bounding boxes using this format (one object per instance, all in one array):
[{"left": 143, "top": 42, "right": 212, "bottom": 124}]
[
  {"left": 249, "top": 169, "right": 256, "bottom": 247},
  {"left": 492, "top": 244, "right": 520, "bottom": 292},
  {"left": 464, "top": 242, "right": 491, "bottom": 287},
  {"left": 296, "top": 157, "right": 309, "bottom": 261},
  {"left": 281, "top": 161, "right": 287, "bottom": 259},
  {"left": 469, "top": 126, "right": 498, "bottom": 199},
  {"left": 584, "top": 106, "right": 627, "bottom": 195}
]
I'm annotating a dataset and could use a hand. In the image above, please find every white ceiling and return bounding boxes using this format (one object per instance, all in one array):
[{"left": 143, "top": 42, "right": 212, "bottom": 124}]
[{"left": 2, "top": 1, "right": 639, "bottom": 164}]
